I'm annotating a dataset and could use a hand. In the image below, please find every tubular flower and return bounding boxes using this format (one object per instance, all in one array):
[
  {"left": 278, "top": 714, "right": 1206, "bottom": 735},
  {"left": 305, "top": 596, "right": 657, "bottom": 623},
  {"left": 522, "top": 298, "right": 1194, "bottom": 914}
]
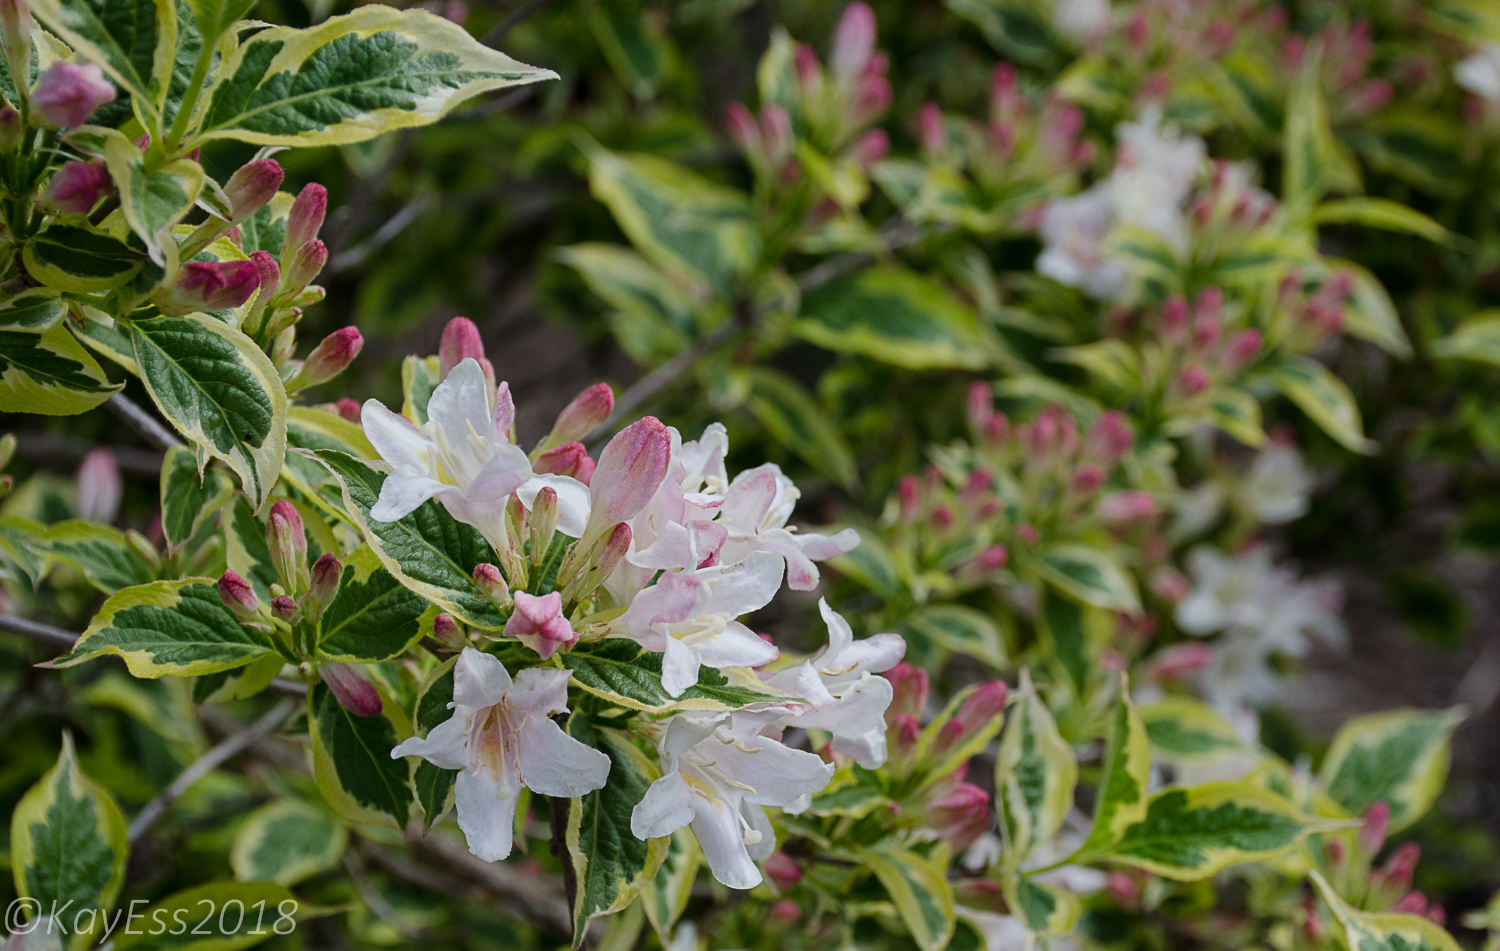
[{"left": 391, "top": 648, "right": 609, "bottom": 862}]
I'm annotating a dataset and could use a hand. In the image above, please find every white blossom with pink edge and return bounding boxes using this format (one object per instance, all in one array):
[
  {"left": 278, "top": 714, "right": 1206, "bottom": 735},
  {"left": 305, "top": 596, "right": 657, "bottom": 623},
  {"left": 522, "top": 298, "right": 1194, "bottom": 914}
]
[
  {"left": 760, "top": 599, "right": 905, "bottom": 769},
  {"left": 390, "top": 648, "right": 609, "bottom": 862},
  {"left": 630, "top": 714, "right": 833, "bottom": 889}
]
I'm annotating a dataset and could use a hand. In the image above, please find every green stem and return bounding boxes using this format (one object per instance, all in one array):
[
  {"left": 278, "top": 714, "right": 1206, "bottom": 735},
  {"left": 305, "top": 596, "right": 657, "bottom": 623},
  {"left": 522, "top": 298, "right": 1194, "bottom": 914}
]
[{"left": 165, "top": 41, "right": 215, "bottom": 154}]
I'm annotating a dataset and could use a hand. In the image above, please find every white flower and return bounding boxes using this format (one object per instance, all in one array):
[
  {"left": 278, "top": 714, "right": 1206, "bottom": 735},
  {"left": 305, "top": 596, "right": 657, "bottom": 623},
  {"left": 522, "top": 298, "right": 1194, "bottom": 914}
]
[
  {"left": 716, "top": 464, "right": 859, "bottom": 590},
  {"left": 1240, "top": 443, "right": 1313, "bottom": 525},
  {"left": 761, "top": 599, "right": 905, "bottom": 768},
  {"left": 630, "top": 714, "right": 833, "bottom": 889},
  {"left": 1456, "top": 42, "right": 1500, "bottom": 102},
  {"left": 391, "top": 648, "right": 610, "bottom": 861},
  {"left": 361, "top": 359, "right": 590, "bottom": 548},
  {"left": 612, "top": 551, "right": 786, "bottom": 696},
  {"left": 1037, "top": 186, "right": 1130, "bottom": 300},
  {"left": 1052, "top": 0, "right": 1111, "bottom": 43}
]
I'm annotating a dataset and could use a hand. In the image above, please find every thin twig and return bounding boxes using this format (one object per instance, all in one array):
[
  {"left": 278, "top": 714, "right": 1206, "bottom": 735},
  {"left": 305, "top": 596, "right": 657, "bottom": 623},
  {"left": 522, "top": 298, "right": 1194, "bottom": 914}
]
[
  {"left": 127, "top": 697, "right": 298, "bottom": 842},
  {"left": 16, "top": 433, "right": 163, "bottom": 475},
  {"left": 482, "top": 0, "right": 558, "bottom": 44},
  {"left": 343, "top": 849, "right": 425, "bottom": 938},
  {"left": 414, "top": 831, "right": 572, "bottom": 936},
  {"left": 455, "top": 85, "right": 537, "bottom": 120},
  {"left": 106, "top": 393, "right": 182, "bottom": 451},
  {"left": 0, "top": 614, "right": 306, "bottom": 698},
  {"left": 329, "top": 196, "right": 434, "bottom": 274}
]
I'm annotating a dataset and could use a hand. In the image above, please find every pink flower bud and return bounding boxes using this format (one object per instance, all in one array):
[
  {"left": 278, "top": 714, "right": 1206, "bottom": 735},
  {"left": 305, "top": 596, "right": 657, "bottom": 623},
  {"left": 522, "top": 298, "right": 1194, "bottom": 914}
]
[
  {"left": 270, "top": 594, "right": 300, "bottom": 622},
  {"left": 952, "top": 681, "right": 1007, "bottom": 736},
  {"left": 473, "top": 562, "right": 509, "bottom": 603},
  {"left": 927, "top": 781, "right": 990, "bottom": 852},
  {"left": 250, "top": 249, "right": 280, "bottom": 297},
  {"left": 884, "top": 663, "right": 928, "bottom": 722},
  {"left": 305, "top": 551, "right": 341, "bottom": 619},
  {"left": 831, "top": 2, "right": 876, "bottom": 82},
  {"left": 1377, "top": 843, "right": 1420, "bottom": 893},
  {"left": 1359, "top": 801, "right": 1390, "bottom": 856},
  {"left": 548, "top": 382, "right": 613, "bottom": 445},
  {"left": 726, "top": 101, "right": 761, "bottom": 154},
  {"left": 1098, "top": 490, "right": 1157, "bottom": 522},
  {"left": 48, "top": 160, "right": 113, "bottom": 215},
  {"left": 291, "top": 326, "right": 362, "bottom": 389},
  {"left": 1161, "top": 295, "right": 1190, "bottom": 341},
  {"left": 532, "top": 443, "right": 592, "bottom": 485},
  {"left": 323, "top": 661, "right": 382, "bottom": 716},
  {"left": 850, "top": 68, "right": 892, "bottom": 128},
  {"left": 1176, "top": 365, "right": 1211, "bottom": 395},
  {"left": 975, "top": 544, "right": 1008, "bottom": 571},
  {"left": 888, "top": 712, "right": 921, "bottom": 759},
  {"left": 1221, "top": 328, "right": 1263, "bottom": 374},
  {"left": 794, "top": 43, "right": 821, "bottom": 94},
  {"left": 1071, "top": 464, "right": 1105, "bottom": 495},
  {"left": 848, "top": 128, "right": 889, "bottom": 167},
  {"left": 919, "top": 102, "right": 945, "bottom": 155},
  {"left": 503, "top": 590, "right": 576, "bottom": 658},
  {"left": 0, "top": 105, "right": 21, "bottom": 151},
  {"left": 967, "top": 381, "right": 994, "bottom": 431},
  {"left": 439, "top": 316, "right": 485, "bottom": 379},
  {"left": 529, "top": 485, "right": 560, "bottom": 551},
  {"left": 33, "top": 61, "right": 115, "bottom": 128},
  {"left": 333, "top": 397, "right": 361, "bottom": 423},
  {"left": 962, "top": 468, "right": 993, "bottom": 500},
  {"left": 1085, "top": 410, "right": 1134, "bottom": 465},
  {"left": 224, "top": 159, "right": 284, "bottom": 224},
  {"left": 432, "top": 612, "right": 462, "bottom": 648},
  {"left": 593, "top": 522, "right": 633, "bottom": 576},
  {"left": 984, "top": 414, "right": 1009, "bottom": 444},
  {"left": 764, "top": 851, "right": 802, "bottom": 890},
  {"left": 1148, "top": 567, "right": 1191, "bottom": 603},
  {"left": 931, "top": 505, "right": 953, "bottom": 530},
  {"left": 761, "top": 104, "right": 793, "bottom": 165},
  {"left": 282, "top": 238, "right": 327, "bottom": 292},
  {"left": 218, "top": 570, "right": 260, "bottom": 619},
  {"left": 284, "top": 182, "right": 327, "bottom": 255},
  {"left": 1392, "top": 892, "right": 1428, "bottom": 916},
  {"left": 1016, "top": 523, "right": 1040, "bottom": 544},
  {"left": 897, "top": 475, "right": 921, "bottom": 522},
  {"left": 1147, "top": 641, "right": 1212, "bottom": 680},
  {"left": 587, "top": 416, "right": 671, "bottom": 533},
  {"left": 266, "top": 500, "right": 309, "bottom": 594},
  {"left": 1107, "top": 872, "right": 1140, "bottom": 905},
  {"left": 165, "top": 260, "right": 261, "bottom": 311},
  {"left": 75, "top": 448, "right": 121, "bottom": 523}
]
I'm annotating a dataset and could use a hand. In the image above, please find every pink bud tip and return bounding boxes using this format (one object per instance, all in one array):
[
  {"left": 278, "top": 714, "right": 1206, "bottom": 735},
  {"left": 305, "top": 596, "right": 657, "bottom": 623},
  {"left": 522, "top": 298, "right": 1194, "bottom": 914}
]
[
  {"left": 931, "top": 505, "right": 953, "bottom": 530},
  {"left": 0, "top": 106, "right": 21, "bottom": 151},
  {"left": 897, "top": 475, "right": 921, "bottom": 522},
  {"left": 166, "top": 260, "right": 261, "bottom": 311},
  {"left": 48, "top": 160, "right": 113, "bottom": 215},
  {"left": 295, "top": 326, "right": 363, "bottom": 388},
  {"left": 473, "top": 562, "right": 509, "bottom": 602},
  {"left": 885, "top": 662, "right": 930, "bottom": 720},
  {"left": 726, "top": 101, "right": 760, "bottom": 152},
  {"left": 760, "top": 104, "right": 793, "bottom": 163},
  {"left": 323, "top": 661, "right": 383, "bottom": 716},
  {"left": 954, "top": 681, "right": 1007, "bottom": 734},
  {"left": 283, "top": 238, "right": 327, "bottom": 291},
  {"left": 334, "top": 397, "right": 361, "bottom": 423},
  {"left": 928, "top": 781, "right": 991, "bottom": 851},
  {"left": 534, "top": 441, "right": 594, "bottom": 484},
  {"left": 831, "top": 2, "right": 876, "bottom": 83},
  {"left": 1016, "top": 523, "right": 1041, "bottom": 545},
  {"left": 503, "top": 590, "right": 576, "bottom": 658},
  {"left": 249, "top": 250, "right": 280, "bottom": 296},
  {"left": 976, "top": 544, "right": 1008, "bottom": 571},
  {"left": 270, "top": 594, "right": 299, "bottom": 621},
  {"left": 34, "top": 61, "right": 115, "bottom": 128},
  {"left": 589, "top": 416, "right": 671, "bottom": 531},
  {"left": 432, "top": 612, "right": 461, "bottom": 648},
  {"left": 75, "top": 448, "right": 121, "bottom": 524},
  {"left": 849, "top": 128, "right": 889, "bottom": 168},
  {"left": 1071, "top": 464, "right": 1105, "bottom": 495},
  {"left": 439, "top": 316, "right": 486, "bottom": 378},
  {"left": 1086, "top": 410, "right": 1135, "bottom": 464},
  {"left": 764, "top": 851, "right": 802, "bottom": 890},
  {"left": 1148, "top": 641, "right": 1212, "bottom": 680},
  {"left": 550, "top": 382, "right": 614, "bottom": 444},
  {"left": 967, "top": 381, "right": 994, "bottom": 431},
  {"left": 284, "top": 182, "right": 327, "bottom": 254},
  {"left": 1176, "top": 365, "right": 1211, "bottom": 395},
  {"left": 794, "top": 43, "right": 821, "bottom": 90},
  {"left": 218, "top": 570, "right": 260, "bottom": 618},
  {"left": 1359, "top": 801, "right": 1391, "bottom": 855},
  {"left": 919, "top": 102, "right": 945, "bottom": 155},
  {"left": 266, "top": 500, "right": 308, "bottom": 592},
  {"left": 307, "top": 551, "right": 341, "bottom": 607},
  {"left": 224, "top": 159, "right": 284, "bottom": 224},
  {"left": 1098, "top": 489, "right": 1157, "bottom": 522}
]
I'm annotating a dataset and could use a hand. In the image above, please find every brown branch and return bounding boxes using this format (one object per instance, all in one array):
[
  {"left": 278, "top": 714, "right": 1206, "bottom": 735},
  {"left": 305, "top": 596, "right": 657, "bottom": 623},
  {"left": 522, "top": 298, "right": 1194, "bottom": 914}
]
[
  {"left": 482, "top": 0, "right": 559, "bottom": 44},
  {"left": 106, "top": 393, "right": 183, "bottom": 451},
  {"left": 413, "top": 830, "right": 573, "bottom": 937}
]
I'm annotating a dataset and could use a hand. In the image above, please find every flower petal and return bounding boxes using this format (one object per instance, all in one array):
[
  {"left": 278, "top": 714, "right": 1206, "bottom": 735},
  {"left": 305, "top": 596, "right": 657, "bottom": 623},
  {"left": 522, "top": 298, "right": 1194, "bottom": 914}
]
[
  {"left": 370, "top": 466, "right": 455, "bottom": 522},
  {"left": 712, "top": 734, "right": 833, "bottom": 809},
  {"left": 361, "top": 399, "right": 431, "bottom": 472},
  {"left": 465, "top": 442, "right": 534, "bottom": 503},
  {"left": 428, "top": 358, "right": 493, "bottom": 442},
  {"left": 455, "top": 769, "right": 519, "bottom": 862},
  {"left": 660, "top": 635, "right": 702, "bottom": 697},
  {"left": 690, "top": 621, "right": 778, "bottom": 670},
  {"left": 506, "top": 667, "right": 574, "bottom": 718},
  {"left": 454, "top": 647, "right": 513, "bottom": 709},
  {"left": 518, "top": 473, "right": 592, "bottom": 537},
  {"left": 391, "top": 713, "right": 469, "bottom": 770},
  {"left": 630, "top": 771, "right": 695, "bottom": 840},
  {"left": 701, "top": 551, "right": 784, "bottom": 617},
  {"left": 690, "top": 793, "right": 762, "bottom": 889},
  {"left": 517, "top": 717, "right": 611, "bottom": 798}
]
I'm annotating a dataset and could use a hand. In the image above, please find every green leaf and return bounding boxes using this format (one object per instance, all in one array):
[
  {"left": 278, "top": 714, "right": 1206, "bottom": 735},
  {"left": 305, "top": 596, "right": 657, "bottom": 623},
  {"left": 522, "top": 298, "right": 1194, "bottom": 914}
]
[
  {"left": 586, "top": 0, "right": 669, "bottom": 100},
  {"left": 825, "top": 524, "right": 901, "bottom": 599},
  {"left": 943, "top": 0, "right": 1059, "bottom": 65},
  {"left": 185, "top": 0, "right": 258, "bottom": 47},
  {"left": 1430, "top": 311, "right": 1500, "bottom": 367},
  {"left": 1037, "top": 590, "right": 1099, "bottom": 696},
  {"left": 1051, "top": 340, "right": 1141, "bottom": 393},
  {"left": 160, "top": 445, "right": 235, "bottom": 554},
  {"left": 412, "top": 657, "right": 457, "bottom": 830},
  {"left": 317, "top": 545, "right": 434, "bottom": 662},
  {"left": 794, "top": 267, "right": 1002, "bottom": 371},
  {"left": 10, "top": 735, "right": 128, "bottom": 950},
  {"left": 1081, "top": 682, "right": 1152, "bottom": 854},
  {"left": 24, "top": 222, "right": 146, "bottom": 294},
  {"left": 1318, "top": 707, "right": 1465, "bottom": 832},
  {"left": 1102, "top": 782, "right": 1335, "bottom": 880},
  {"left": 1261, "top": 353, "right": 1375, "bottom": 454},
  {"left": 400, "top": 354, "right": 443, "bottom": 425},
  {"left": 0, "top": 324, "right": 120, "bottom": 415},
  {"left": 1350, "top": 108, "right": 1464, "bottom": 198},
  {"left": 0, "top": 290, "right": 69, "bottom": 331},
  {"left": 804, "top": 768, "right": 888, "bottom": 818},
  {"left": 561, "top": 638, "right": 795, "bottom": 714},
  {"left": 308, "top": 681, "right": 413, "bottom": 829},
  {"left": 230, "top": 799, "right": 347, "bottom": 887},
  {"left": 129, "top": 314, "right": 288, "bottom": 508},
  {"left": 565, "top": 717, "right": 669, "bottom": 943},
  {"left": 1011, "top": 875, "right": 1081, "bottom": 937},
  {"left": 1311, "top": 198, "right": 1450, "bottom": 245},
  {"left": 111, "top": 881, "right": 301, "bottom": 951},
  {"left": 1310, "top": 870, "right": 1463, "bottom": 951},
  {"left": 997, "top": 688, "right": 1077, "bottom": 862},
  {"left": 1283, "top": 47, "right": 1358, "bottom": 212},
  {"left": 195, "top": 7, "right": 556, "bottom": 146},
  {"left": 308, "top": 450, "right": 507, "bottom": 629},
  {"left": 737, "top": 366, "right": 858, "bottom": 490},
  {"left": 641, "top": 829, "right": 700, "bottom": 944},
  {"left": 224, "top": 495, "right": 277, "bottom": 599},
  {"left": 39, "top": 521, "right": 156, "bottom": 593},
  {"left": 906, "top": 604, "right": 1006, "bottom": 670},
  {"left": 1039, "top": 544, "right": 1141, "bottom": 613},
  {"left": 857, "top": 843, "right": 955, "bottom": 951},
  {"left": 1205, "top": 387, "right": 1267, "bottom": 448},
  {"left": 582, "top": 142, "right": 758, "bottom": 297},
  {"left": 0, "top": 516, "right": 50, "bottom": 589},
  {"left": 1140, "top": 697, "right": 1249, "bottom": 765},
  {"left": 1102, "top": 226, "right": 1181, "bottom": 302},
  {"left": 48, "top": 578, "right": 275, "bottom": 677},
  {"left": 30, "top": 0, "right": 176, "bottom": 110},
  {"left": 557, "top": 244, "right": 699, "bottom": 361},
  {"left": 193, "top": 651, "right": 284, "bottom": 704},
  {"left": 103, "top": 131, "right": 205, "bottom": 266}
]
